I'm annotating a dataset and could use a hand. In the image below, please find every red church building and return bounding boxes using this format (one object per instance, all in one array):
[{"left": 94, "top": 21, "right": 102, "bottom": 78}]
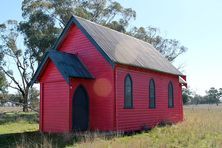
[{"left": 31, "top": 16, "right": 187, "bottom": 132}]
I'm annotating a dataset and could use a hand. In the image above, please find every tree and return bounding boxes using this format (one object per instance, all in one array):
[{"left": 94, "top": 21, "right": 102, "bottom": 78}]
[
  {"left": 0, "top": 71, "right": 7, "bottom": 93},
  {"left": 0, "top": 93, "right": 22, "bottom": 107},
  {"left": 20, "top": 0, "right": 186, "bottom": 63},
  {"left": 29, "top": 87, "right": 40, "bottom": 110},
  {"left": 182, "top": 88, "right": 192, "bottom": 104},
  {"left": 218, "top": 88, "right": 222, "bottom": 100},
  {"left": 0, "top": 20, "right": 35, "bottom": 111},
  {"left": 19, "top": 11, "right": 60, "bottom": 63},
  {"left": 185, "top": 88, "right": 222, "bottom": 105},
  {"left": 190, "top": 94, "right": 202, "bottom": 105},
  {"left": 205, "top": 87, "right": 221, "bottom": 105},
  {"left": 128, "top": 27, "right": 187, "bottom": 61},
  {"left": 0, "top": 72, "right": 8, "bottom": 106}
]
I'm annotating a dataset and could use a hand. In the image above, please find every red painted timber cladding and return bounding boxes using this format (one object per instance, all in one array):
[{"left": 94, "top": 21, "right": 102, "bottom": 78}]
[
  {"left": 39, "top": 61, "right": 70, "bottom": 132},
  {"left": 115, "top": 65, "right": 183, "bottom": 131},
  {"left": 58, "top": 25, "right": 114, "bottom": 131}
]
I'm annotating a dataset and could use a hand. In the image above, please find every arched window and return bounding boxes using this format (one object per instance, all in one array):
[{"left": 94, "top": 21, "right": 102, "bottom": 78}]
[
  {"left": 149, "top": 79, "right": 156, "bottom": 108},
  {"left": 168, "top": 82, "right": 174, "bottom": 108},
  {"left": 124, "top": 74, "right": 133, "bottom": 108}
]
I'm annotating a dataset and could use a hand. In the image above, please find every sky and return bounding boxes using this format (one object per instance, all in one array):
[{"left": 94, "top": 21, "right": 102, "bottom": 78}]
[{"left": 0, "top": 0, "right": 222, "bottom": 95}]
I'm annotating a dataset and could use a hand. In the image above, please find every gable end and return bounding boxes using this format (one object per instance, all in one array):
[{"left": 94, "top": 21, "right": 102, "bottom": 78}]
[{"left": 52, "top": 16, "right": 115, "bottom": 68}]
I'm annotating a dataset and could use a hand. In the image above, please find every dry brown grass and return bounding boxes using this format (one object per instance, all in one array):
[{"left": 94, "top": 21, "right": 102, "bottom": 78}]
[
  {"left": 0, "top": 107, "right": 22, "bottom": 113},
  {"left": 73, "top": 106, "right": 222, "bottom": 148}
]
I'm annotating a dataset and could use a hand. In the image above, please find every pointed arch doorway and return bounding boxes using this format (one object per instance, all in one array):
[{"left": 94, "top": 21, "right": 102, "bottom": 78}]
[{"left": 72, "top": 85, "right": 89, "bottom": 131}]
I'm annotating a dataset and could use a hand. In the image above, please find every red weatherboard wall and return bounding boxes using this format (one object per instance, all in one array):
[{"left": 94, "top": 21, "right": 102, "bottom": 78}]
[
  {"left": 58, "top": 24, "right": 115, "bottom": 131},
  {"left": 115, "top": 65, "right": 183, "bottom": 131},
  {"left": 39, "top": 61, "right": 70, "bottom": 132}
]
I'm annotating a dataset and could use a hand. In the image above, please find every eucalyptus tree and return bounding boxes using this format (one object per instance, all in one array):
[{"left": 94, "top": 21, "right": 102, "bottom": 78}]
[
  {"left": 0, "top": 20, "right": 35, "bottom": 111},
  {"left": 20, "top": 0, "right": 137, "bottom": 63}
]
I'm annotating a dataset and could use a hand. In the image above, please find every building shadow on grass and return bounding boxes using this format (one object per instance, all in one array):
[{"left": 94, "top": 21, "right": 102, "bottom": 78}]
[
  {"left": 0, "top": 130, "right": 149, "bottom": 148},
  {"left": 0, "top": 131, "right": 75, "bottom": 148},
  {"left": 0, "top": 112, "right": 38, "bottom": 124},
  {"left": 0, "top": 121, "right": 173, "bottom": 148}
]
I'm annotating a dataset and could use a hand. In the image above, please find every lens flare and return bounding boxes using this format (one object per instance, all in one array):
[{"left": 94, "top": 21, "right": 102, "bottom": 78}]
[{"left": 93, "top": 78, "right": 112, "bottom": 97}]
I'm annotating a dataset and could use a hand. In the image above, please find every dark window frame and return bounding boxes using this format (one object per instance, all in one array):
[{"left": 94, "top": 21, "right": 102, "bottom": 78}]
[
  {"left": 124, "top": 74, "right": 133, "bottom": 109},
  {"left": 168, "top": 81, "right": 174, "bottom": 108},
  {"left": 149, "top": 79, "right": 156, "bottom": 109}
]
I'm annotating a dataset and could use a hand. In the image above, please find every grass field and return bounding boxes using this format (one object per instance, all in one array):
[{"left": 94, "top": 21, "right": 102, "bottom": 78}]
[
  {"left": 1, "top": 105, "right": 222, "bottom": 147},
  {"left": 0, "top": 112, "right": 38, "bottom": 134}
]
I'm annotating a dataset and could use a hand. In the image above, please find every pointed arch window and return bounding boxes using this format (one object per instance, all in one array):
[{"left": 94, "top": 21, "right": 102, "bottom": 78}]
[
  {"left": 124, "top": 74, "right": 133, "bottom": 108},
  {"left": 168, "top": 82, "right": 174, "bottom": 108},
  {"left": 149, "top": 79, "right": 156, "bottom": 108}
]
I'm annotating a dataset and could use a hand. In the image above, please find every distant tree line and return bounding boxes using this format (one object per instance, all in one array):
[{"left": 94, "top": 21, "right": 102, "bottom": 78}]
[{"left": 183, "top": 87, "right": 222, "bottom": 105}]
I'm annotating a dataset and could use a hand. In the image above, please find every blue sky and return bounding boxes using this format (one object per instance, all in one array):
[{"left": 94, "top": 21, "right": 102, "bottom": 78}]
[{"left": 0, "top": 0, "right": 222, "bottom": 95}]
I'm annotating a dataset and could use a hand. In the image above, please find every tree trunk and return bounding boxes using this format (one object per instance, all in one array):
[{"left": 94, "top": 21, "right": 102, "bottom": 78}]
[{"left": 23, "top": 93, "right": 28, "bottom": 112}]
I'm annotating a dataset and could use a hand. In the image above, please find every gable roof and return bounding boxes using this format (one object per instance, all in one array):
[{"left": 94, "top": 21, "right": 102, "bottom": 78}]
[
  {"left": 31, "top": 15, "right": 184, "bottom": 85},
  {"left": 54, "top": 16, "right": 183, "bottom": 76},
  {"left": 30, "top": 50, "right": 93, "bottom": 85}
]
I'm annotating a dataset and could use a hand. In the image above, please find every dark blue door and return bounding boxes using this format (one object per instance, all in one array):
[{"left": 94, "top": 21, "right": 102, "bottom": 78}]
[{"left": 72, "top": 85, "right": 89, "bottom": 131}]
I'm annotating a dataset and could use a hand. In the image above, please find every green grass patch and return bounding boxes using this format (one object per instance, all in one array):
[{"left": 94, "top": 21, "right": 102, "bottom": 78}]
[
  {"left": 0, "top": 121, "right": 38, "bottom": 134},
  {"left": 0, "top": 112, "right": 38, "bottom": 135}
]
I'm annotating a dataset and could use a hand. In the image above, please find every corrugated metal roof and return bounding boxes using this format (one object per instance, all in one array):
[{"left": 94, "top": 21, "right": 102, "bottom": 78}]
[
  {"left": 48, "top": 50, "right": 93, "bottom": 80},
  {"left": 30, "top": 50, "right": 93, "bottom": 86},
  {"left": 74, "top": 16, "right": 183, "bottom": 76}
]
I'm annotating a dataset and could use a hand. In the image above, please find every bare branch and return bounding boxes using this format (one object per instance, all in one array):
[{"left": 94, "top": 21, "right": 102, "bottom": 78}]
[
  {"left": 7, "top": 83, "right": 20, "bottom": 92},
  {"left": 0, "top": 67, "right": 25, "bottom": 96},
  {"left": 29, "top": 57, "right": 35, "bottom": 78}
]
